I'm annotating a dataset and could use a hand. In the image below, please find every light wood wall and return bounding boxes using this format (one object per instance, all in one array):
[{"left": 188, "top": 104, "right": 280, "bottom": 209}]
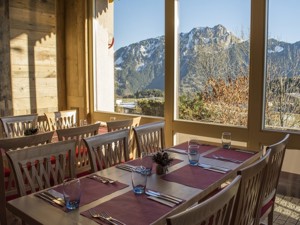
[{"left": 0, "top": 0, "right": 58, "bottom": 116}]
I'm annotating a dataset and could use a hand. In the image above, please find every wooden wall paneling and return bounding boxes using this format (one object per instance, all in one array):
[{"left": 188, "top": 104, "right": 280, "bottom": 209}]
[
  {"left": 9, "top": 0, "right": 58, "bottom": 115},
  {"left": 0, "top": 0, "right": 13, "bottom": 116},
  {"left": 56, "top": 0, "right": 66, "bottom": 111}
]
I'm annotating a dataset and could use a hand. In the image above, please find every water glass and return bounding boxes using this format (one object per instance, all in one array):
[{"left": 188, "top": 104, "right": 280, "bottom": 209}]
[
  {"left": 188, "top": 140, "right": 200, "bottom": 166},
  {"left": 222, "top": 132, "right": 231, "bottom": 149},
  {"left": 131, "top": 166, "right": 147, "bottom": 194},
  {"left": 141, "top": 152, "right": 153, "bottom": 175},
  {"left": 63, "top": 178, "right": 81, "bottom": 210}
]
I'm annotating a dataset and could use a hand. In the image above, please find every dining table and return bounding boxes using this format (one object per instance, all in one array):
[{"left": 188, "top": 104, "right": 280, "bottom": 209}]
[{"left": 6, "top": 142, "right": 261, "bottom": 225}]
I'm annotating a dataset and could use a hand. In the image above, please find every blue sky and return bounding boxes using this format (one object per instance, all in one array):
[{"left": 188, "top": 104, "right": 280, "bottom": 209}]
[{"left": 114, "top": 0, "right": 300, "bottom": 50}]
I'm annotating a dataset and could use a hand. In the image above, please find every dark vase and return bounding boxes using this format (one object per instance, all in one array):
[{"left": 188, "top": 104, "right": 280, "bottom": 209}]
[{"left": 156, "top": 164, "right": 168, "bottom": 175}]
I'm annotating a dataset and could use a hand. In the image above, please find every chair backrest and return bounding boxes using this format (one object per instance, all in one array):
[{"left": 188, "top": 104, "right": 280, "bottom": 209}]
[
  {"left": 56, "top": 123, "right": 100, "bottom": 176},
  {"left": 5, "top": 140, "right": 76, "bottom": 197},
  {"left": 166, "top": 175, "right": 241, "bottom": 225},
  {"left": 231, "top": 150, "right": 270, "bottom": 225},
  {"left": 83, "top": 129, "right": 130, "bottom": 172},
  {"left": 0, "top": 131, "right": 54, "bottom": 225},
  {"left": 106, "top": 119, "right": 133, "bottom": 132},
  {"left": 107, "top": 117, "right": 141, "bottom": 159},
  {"left": 45, "top": 110, "right": 77, "bottom": 131},
  {"left": 0, "top": 114, "right": 38, "bottom": 138},
  {"left": 37, "top": 114, "right": 50, "bottom": 132},
  {"left": 262, "top": 134, "right": 290, "bottom": 206},
  {"left": 133, "top": 121, "right": 165, "bottom": 157}
]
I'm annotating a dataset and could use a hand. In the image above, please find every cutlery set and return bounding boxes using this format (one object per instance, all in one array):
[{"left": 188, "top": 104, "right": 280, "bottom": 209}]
[
  {"left": 116, "top": 163, "right": 136, "bottom": 172},
  {"left": 89, "top": 209, "right": 126, "bottom": 225},
  {"left": 145, "top": 189, "right": 183, "bottom": 207},
  {"left": 88, "top": 174, "right": 116, "bottom": 184},
  {"left": 198, "top": 163, "right": 231, "bottom": 173},
  {"left": 212, "top": 155, "right": 243, "bottom": 163},
  {"left": 35, "top": 191, "right": 65, "bottom": 207}
]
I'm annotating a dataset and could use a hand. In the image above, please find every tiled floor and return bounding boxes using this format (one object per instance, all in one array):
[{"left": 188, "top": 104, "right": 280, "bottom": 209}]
[{"left": 262, "top": 194, "right": 300, "bottom": 225}]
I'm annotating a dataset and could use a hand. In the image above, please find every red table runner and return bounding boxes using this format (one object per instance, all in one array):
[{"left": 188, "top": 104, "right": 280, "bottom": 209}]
[
  {"left": 167, "top": 141, "right": 217, "bottom": 154},
  {"left": 162, "top": 164, "right": 226, "bottom": 189},
  {"left": 51, "top": 177, "right": 128, "bottom": 210},
  {"left": 124, "top": 158, "right": 183, "bottom": 173},
  {"left": 81, "top": 190, "right": 181, "bottom": 225},
  {"left": 203, "top": 148, "right": 255, "bottom": 163}
]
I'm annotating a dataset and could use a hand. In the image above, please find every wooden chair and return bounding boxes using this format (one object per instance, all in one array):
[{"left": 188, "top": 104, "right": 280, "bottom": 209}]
[
  {"left": 259, "top": 134, "right": 290, "bottom": 225},
  {"left": 133, "top": 121, "right": 165, "bottom": 157},
  {"left": 45, "top": 109, "right": 77, "bottom": 131},
  {"left": 37, "top": 114, "right": 50, "bottom": 132},
  {"left": 107, "top": 117, "right": 141, "bottom": 159},
  {"left": 231, "top": 149, "right": 270, "bottom": 225},
  {"left": 0, "top": 132, "right": 54, "bottom": 225},
  {"left": 0, "top": 114, "right": 38, "bottom": 138},
  {"left": 83, "top": 129, "right": 130, "bottom": 172},
  {"left": 56, "top": 123, "right": 100, "bottom": 176},
  {"left": 166, "top": 175, "right": 241, "bottom": 225},
  {"left": 5, "top": 139, "right": 76, "bottom": 197}
]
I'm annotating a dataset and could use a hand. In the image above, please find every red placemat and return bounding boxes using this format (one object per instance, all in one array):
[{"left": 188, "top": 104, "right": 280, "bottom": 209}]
[
  {"left": 81, "top": 190, "right": 181, "bottom": 225},
  {"left": 53, "top": 177, "right": 128, "bottom": 208},
  {"left": 124, "top": 158, "right": 183, "bottom": 173},
  {"left": 162, "top": 165, "right": 226, "bottom": 189},
  {"left": 204, "top": 148, "right": 255, "bottom": 163},
  {"left": 167, "top": 141, "right": 216, "bottom": 154}
]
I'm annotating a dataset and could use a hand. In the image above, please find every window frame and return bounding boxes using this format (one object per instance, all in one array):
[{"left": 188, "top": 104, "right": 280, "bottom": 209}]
[{"left": 89, "top": 0, "right": 299, "bottom": 150}]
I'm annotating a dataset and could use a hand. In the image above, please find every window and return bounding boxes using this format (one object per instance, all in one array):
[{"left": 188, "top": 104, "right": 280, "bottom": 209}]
[
  {"left": 264, "top": 0, "right": 300, "bottom": 131},
  {"left": 176, "top": 0, "right": 251, "bottom": 127},
  {"left": 93, "top": 0, "right": 165, "bottom": 117}
]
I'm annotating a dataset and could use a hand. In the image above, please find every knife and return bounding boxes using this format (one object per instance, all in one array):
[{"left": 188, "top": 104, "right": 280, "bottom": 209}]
[
  {"left": 147, "top": 196, "right": 176, "bottom": 207},
  {"left": 36, "top": 192, "right": 65, "bottom": 207},
  {"left": 116, "top": 164, "right": 136, "bottom": 172},
  {"left": 145, "top": 191, "right": 181, "bottom": 205},
  {"left": 146, "top": 190, "right": 183, "bottom": 203},
  {"left": 198, "top": 163, "right": 230, "bottom": 173}
]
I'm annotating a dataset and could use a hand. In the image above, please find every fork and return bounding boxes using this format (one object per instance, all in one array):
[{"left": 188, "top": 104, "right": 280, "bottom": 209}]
[
  {"left": 88, "top": 209, "right": 116, "bottom": 225},
  {"left": 212, "top": 155, "right": 243, "bottom": 163},
  {"left": 100, "top": 211, "right": 126, "bottom": 225}
]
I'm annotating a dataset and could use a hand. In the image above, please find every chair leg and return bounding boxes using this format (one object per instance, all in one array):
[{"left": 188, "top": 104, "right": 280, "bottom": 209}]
[{"left": 267, "top": 207, "right": 274, "bottom": 225}]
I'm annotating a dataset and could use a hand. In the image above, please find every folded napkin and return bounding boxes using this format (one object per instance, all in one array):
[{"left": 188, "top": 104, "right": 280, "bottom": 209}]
[{"left": 204, "top": 148, "right": 255, "bottom": 163}]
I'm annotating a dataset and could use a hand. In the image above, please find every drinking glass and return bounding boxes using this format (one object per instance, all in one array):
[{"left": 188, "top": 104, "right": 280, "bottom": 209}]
[
  {"left": 63, "top": 178, "right": 81, "bottom": 210},
  {"left": 222, "top": 132, "right": 231, "bottom": 149},
  {"left": 187, "top": 139, "right": 200, "bottom": 166},
  {"left": 131, "top": 166, "right": 147, "bottom": 194},
  {"left": 141, "top": 152, "right": 153, "bottom": 175}
]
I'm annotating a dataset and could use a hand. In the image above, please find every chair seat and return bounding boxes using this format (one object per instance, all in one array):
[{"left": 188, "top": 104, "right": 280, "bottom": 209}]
[{"left": 260, "top": 198, "right": 274, "bottom": 217}]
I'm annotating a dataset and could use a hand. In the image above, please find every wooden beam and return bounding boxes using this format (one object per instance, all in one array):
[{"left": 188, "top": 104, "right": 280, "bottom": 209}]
[{"left": 0, "top": 0, "right": 13, "bottom": 116}]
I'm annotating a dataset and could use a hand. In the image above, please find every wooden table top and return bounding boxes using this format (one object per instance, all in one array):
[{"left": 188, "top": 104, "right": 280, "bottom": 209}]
[{"left": 7, "top": 144, "right": 260, "bottom": 225}]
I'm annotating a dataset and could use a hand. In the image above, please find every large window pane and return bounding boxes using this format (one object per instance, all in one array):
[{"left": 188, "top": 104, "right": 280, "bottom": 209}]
[
  {"left": 264, "top": 0, "right": 300, "bottom": 131},
  {"left": 176, "top": 0, "right": 251, "bottom": 127},
  {"left": 93, "top": 0, "right": 165, "bottom": 117}
]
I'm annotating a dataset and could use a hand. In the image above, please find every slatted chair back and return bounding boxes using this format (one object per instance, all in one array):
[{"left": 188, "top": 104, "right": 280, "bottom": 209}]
[
  {"left": 37, "top": 114, "right": 50, "bottom": 132},
  {"left": 0, "top": 114, "right": 38, "bottom": 138},
  {"left": 259, "top": 134, "right": 290, "bottom": 225},
  {"left": 231, "top": 150, "right": 270, "bottom": 225},
  {"left": 45, "top": 109, "right": 77, "bottom": 131},
  {"left": 83, "top": 129, "right": 130, "bottom": 172},
  {"left": 56, "top": 123, "right": 100, "bottom": 176},
  {"left": 106, "top": 119, "right": 133, "bottom": 132},
  {"left": 5, "top": 140, "right": 76, "bottom": 197},
  {"left": 107, "top": 117, "right": 141, "bottom": 159},
  {"left": 166, "top": 175, "right": 241, "bottom": 225},
  {"left": 133, "top": 121, "right": 165, "bottom": 157},
  {"left": 0, "top": 131, "right": 54, "bottom": 225}
]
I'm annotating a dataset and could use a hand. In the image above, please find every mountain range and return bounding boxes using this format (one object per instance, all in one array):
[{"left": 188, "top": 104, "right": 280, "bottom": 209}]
[{"left": 114, "top": 24, "right": 300, "bottom": 97}]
